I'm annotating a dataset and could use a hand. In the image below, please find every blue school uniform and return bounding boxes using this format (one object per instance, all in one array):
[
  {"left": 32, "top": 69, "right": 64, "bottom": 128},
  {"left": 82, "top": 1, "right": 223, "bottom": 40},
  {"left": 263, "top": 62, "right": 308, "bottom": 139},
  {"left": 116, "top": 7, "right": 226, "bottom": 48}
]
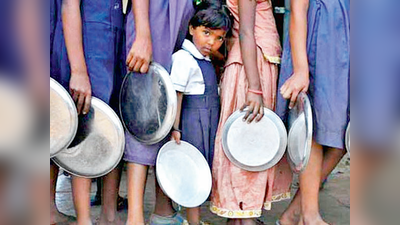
[
  {"left": 123, "top": 0, "right": 194, "bottom": 166},
  {"left": 50, "top": 0, "right": 125, "bottom": 105},
  {"left": 276, "top": 0, "right": 350, "bottom": 149},
  {"left": 180, "top": 59, "right": 220, "bottom": 168},
  {"left": 170, "top": 40, "right": 220, "bottom": 168}
]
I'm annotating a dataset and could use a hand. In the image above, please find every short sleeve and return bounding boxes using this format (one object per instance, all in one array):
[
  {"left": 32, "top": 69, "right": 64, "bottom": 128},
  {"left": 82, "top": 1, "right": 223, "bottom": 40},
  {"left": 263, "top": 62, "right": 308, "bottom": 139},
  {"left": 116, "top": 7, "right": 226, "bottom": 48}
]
[{"left": 170, "top": 50, "right": 194, "bottom": 93}]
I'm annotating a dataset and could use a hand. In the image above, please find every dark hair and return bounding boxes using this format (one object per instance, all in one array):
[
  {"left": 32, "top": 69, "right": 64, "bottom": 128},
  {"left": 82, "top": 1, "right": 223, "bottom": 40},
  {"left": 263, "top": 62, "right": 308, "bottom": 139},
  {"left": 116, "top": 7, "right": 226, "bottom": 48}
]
[
  {"left": 193, "top": 0, "right": 222, "bottom": 11},
  {"left": 190, "top": 1, "right": 232, "bottom": 33}
]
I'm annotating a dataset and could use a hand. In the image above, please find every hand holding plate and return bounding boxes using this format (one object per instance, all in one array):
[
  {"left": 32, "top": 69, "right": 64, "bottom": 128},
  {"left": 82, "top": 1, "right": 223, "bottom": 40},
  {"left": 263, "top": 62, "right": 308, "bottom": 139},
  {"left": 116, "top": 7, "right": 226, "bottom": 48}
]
[
  {"left": 241, "top": 92, "right": 264, "bottom": 123},
  {"left": 280, "top": 71, "right": 309, "bottom": 109}
]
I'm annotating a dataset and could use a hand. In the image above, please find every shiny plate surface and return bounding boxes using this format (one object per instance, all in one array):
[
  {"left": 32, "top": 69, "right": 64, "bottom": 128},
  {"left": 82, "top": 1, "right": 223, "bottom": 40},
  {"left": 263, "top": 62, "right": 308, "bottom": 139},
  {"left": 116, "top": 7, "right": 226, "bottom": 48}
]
[
  {"left": 222, "top": 108, "right": 287, "bottom": 172},
  {"left": 156, "top": 141, "right": 212, "bottom": 208},
  {"left": 50, "top": 78, "right": 78, "bottom": 158},
  {"left": 345, "top": 122, "right": 350, "bottom": 154},
  {"left": 119, "top": 63, "right": 177, "bottom": 145},
  {"left": 52, "top": 97, "right": 125, "bottom": 178},
  {"left": 287, "top": 93, "right": 313, "bottom": 174}
]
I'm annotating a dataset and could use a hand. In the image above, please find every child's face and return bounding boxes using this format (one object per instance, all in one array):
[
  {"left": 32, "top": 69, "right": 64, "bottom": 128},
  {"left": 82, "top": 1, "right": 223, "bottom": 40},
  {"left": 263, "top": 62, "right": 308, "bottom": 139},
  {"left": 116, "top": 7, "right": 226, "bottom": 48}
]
[{"left": 189, "top": 25, "right": 226, "bottom": 57}]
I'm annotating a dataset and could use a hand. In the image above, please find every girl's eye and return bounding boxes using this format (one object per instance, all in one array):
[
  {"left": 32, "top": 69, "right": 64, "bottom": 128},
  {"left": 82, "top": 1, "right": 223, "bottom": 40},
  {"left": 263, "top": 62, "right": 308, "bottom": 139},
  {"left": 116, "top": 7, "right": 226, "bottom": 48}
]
[
  {"left": 204, "top": 30, "right": 210, "bottom": 35},
  {"left": 218, "top": 36, "right": 224, "bottom": 42}
]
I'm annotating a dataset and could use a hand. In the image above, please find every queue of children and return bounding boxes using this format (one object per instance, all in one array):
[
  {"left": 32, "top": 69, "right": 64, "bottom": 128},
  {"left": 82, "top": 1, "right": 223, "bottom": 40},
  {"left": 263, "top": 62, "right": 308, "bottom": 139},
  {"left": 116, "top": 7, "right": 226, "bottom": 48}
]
[{"left": 50, "top": 0, "right": 350, "bottom": 225}]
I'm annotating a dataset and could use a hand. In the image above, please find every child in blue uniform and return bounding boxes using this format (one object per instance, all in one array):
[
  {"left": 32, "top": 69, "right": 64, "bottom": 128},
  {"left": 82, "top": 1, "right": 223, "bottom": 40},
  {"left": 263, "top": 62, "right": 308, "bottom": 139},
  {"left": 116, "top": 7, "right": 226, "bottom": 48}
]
[
  {"left": 170, "top": 4, "right": 231, "bottom": 224},
  {"left": 51, "top": 0, "right": 124, "bottom": 224},
  {"left": 276, "top": 0, "right": 350, "bottom": 224}
]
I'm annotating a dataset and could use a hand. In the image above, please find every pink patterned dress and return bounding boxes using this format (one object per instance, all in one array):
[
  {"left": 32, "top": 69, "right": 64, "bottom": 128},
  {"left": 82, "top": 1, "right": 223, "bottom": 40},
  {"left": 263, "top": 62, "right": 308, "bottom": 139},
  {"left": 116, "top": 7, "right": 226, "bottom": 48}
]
[{"left": 210, "top": 0, "right": 293, "bottom": 218}]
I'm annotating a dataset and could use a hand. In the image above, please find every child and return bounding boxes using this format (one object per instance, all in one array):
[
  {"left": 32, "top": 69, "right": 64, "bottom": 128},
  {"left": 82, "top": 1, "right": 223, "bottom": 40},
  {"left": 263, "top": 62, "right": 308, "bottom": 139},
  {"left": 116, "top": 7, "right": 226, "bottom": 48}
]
[
  {"left": 123, "top": 0, "right": 195, "bottom": 224},
  {"left": 169, "top": 3, "right": 232, "bottom": 224},
  {"left": 210, "top": 0, "right": 293, "bottom": 224},
  {"left": 51, "top": 0, "right": 125, "bottom": 224},
  {"left": 276, "top": 0, "right": 350, "bottom": 224}
]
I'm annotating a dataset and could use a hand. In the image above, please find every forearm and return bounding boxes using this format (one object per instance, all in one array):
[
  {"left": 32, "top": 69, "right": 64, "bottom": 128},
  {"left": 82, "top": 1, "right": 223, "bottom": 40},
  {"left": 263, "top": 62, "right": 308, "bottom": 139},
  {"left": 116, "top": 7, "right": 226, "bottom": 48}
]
[
  {"left": 290, "top": 0, "right": 309, "bottom": 74},
  {"left": 173, "top": 92, "right": 184, "bottom": 129},
  {"left": 238, "top": 0, "right": 260, "bottom": 90},
  {"left": 132, "top": 0, "right": 151, "bottom": 39},
  {"left": 62, "top": 0, "right": 87, "bottom": 74}
]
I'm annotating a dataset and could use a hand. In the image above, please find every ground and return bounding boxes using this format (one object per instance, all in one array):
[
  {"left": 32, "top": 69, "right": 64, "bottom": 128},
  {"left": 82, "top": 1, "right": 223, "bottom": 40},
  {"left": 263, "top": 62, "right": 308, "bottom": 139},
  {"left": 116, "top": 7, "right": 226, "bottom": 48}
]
[{"left": 55, "top": 154, "right": 350, "bottom": 225}]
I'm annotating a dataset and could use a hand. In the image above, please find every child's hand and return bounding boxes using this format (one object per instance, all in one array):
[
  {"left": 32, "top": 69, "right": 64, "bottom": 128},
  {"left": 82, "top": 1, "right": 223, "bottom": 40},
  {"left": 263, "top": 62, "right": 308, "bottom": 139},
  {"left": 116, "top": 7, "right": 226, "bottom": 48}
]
[
  {"left": 69, "top": 71, "right": 92, "bottom": 115},
  {"left": 171, "top": 130, "right": 181, "bottom": 144},
  {"left": 241, "top": 92, "right": 264, "bottom": 123},
  {"left": 126, "top": 36, "right": 152, "bottom": 73},
  {"left": 280, "top": 71, "right": 309, "bottom": 109}
]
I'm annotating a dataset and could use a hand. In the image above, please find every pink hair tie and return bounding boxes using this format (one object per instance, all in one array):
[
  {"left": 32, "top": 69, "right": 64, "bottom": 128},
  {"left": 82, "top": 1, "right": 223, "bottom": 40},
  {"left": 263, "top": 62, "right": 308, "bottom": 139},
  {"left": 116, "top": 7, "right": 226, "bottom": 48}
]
[{"left": 248, "top": 89, "right": 263, "bottom": 95}]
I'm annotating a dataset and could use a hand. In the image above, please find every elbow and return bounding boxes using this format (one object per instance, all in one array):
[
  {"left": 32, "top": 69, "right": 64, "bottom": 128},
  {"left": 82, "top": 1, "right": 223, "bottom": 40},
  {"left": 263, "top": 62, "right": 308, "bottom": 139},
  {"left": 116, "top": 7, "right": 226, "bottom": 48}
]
[
  {"left": 292, "top": 0, "right": 309, "bottom": 16},
  {"left": 239, "top": 28, "right": 254, "bottom": 42},
  {"left": 61, "top": 0, "right": 79, "bottom": 13}
]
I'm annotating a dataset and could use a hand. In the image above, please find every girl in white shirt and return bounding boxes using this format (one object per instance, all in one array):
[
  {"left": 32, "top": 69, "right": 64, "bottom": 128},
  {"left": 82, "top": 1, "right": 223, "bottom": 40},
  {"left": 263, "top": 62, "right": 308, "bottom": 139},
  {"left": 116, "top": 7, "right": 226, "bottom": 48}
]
[{"left": 170, "top": 2, "right": 231, "bottom": 224}]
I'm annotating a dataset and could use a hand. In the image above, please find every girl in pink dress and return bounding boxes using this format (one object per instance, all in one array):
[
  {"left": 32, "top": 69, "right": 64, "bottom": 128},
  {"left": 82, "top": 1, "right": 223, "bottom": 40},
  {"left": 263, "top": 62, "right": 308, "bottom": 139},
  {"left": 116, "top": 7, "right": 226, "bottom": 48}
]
[{"left": 210, "top": 0, "right": 292, "bottom": 223}]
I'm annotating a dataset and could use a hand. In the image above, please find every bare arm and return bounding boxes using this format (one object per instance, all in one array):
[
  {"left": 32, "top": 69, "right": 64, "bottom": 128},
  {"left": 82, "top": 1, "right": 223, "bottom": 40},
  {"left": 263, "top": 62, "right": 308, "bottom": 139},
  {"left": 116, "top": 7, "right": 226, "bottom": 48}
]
[
  {"left": 280, "top": 0, "right": 310, "bottom": 109},
  {"left": 62, "top": 0, "right": 92, "bottom": 115},
  {"left": 238, "top": 0, "right": 263, "bottom": 123},
  {"left": 126, "top": 0, "right": 153, "bottom": 73},
  {"left": 171, "top": 92, "right": 184, "bottom": 144}
]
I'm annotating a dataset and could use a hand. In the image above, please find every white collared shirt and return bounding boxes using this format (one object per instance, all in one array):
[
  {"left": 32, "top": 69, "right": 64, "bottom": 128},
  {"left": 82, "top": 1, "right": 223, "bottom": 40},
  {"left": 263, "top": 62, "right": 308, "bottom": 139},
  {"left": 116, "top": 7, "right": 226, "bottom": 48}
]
[{"left": 170, "top": 39, "right": 211, "bottom": 95}]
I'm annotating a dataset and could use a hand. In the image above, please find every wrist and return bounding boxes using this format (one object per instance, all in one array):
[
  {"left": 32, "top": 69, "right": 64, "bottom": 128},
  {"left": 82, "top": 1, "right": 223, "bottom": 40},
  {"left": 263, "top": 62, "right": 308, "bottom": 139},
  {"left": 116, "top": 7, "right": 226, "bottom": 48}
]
[
  {"left": 248, "top": 89, "right": 263, "bottom": 95},
  {"left": 135, "top": 31, "right": 151, "bottom": 41},
  {"left": 248, "top": 84, "right": 261, "bottom": 91},
  {"left": 293, "top": 66, "right": 309, "bottom": 76},
  {"left": 70, "top": 66, "right": 88, "bottom": 76},
  {"left": 171, "top": 127, "right": 181, "bottom": 133}
]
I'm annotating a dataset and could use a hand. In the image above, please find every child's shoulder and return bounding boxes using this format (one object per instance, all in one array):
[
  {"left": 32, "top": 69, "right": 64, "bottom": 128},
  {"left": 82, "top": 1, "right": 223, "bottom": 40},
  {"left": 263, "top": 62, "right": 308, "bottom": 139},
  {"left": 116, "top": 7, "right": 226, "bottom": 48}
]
[
  {"left": 172, "top": 49, "right": 195, "bottom": 65},
  {"left": 173, "top": 49, "right": 192, "bottom": 59}
]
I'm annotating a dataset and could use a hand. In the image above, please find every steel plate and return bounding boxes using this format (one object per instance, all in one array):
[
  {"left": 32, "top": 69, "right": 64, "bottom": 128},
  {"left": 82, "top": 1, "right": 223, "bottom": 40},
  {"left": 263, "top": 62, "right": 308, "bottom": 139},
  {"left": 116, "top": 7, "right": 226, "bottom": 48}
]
[
  {"left": 50, "top": 78, "right": 78, "bottom": 158},
  {"left": 345, "top": 122, "right": 350, "bottom": 154},
  {"left": 119, "top": 63, "right": 177, "bottom": 145},
  {"left": 222, "top": 108, "right": 287, "bottom": 172},
  {"left": 156, "top": 141, "right": 212, "bottom": 208},
  {"left": 52, "top": 97, "right": 125, "bottom": 178},
  {"left": 287, "top": 92, "right": 313, "bottom": 173}
]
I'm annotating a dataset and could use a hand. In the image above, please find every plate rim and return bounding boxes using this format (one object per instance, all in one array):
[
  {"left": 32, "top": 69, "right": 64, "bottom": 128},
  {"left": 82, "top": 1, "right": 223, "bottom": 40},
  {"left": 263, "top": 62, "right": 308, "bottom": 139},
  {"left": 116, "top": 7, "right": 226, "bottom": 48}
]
[
  {"left": 345, "top": 122, "right": 350, "bottom": 153},
  {"left": 222, "top": 107, "right": 288, "bottom": 172},
  {"left": 287, "top": 92, "right": 313, "bottom": 173},
  {"left": 119, "top": 62, "right": 177, "bottom": 145},
  {"left": 50, "top": 77, "right": 79, "bottom": 158},
  {"left": 155, "top": 140, "right": 212, "bottom": 208},
  {"left": 52, "top": 96, "right": 125, "bottom": 178}
]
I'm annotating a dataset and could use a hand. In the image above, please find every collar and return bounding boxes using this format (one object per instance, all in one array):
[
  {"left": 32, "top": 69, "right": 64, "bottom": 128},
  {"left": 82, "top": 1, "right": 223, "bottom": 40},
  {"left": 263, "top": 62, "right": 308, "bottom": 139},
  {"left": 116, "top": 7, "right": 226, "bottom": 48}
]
[{"left": 182, "top": 39, "right": 211, "bottom": 61}]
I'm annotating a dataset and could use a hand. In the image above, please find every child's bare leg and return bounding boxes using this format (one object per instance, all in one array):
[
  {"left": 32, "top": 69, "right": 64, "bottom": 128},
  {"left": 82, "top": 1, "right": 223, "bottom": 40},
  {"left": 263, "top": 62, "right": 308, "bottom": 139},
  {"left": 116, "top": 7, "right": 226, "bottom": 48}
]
[
  {"left": 240, "top": 218, "right": 256, "bottom": 225},
  {"left": 153, "top": 177, "right": 175, "bottom": 217},
  {"left": 72, "top": 176, "right": 92, "bottom": 225},
  {"left": 279, "top": 148, "right": 346, "bottom": 225},
  {"left": 50, "top": 163, "right": 74, "bottom": 224},
  {"left": 99, "top": 167, "right": 122, "bottom": 225},
  {"left": 227, "top": 218, "right": 241, "bottom": 225},
  {"left": 298, "top": 141, "right": 328, "bottom": 225},
  {"left": 186, "top": 207, "right": 201, "bottom": 224},
  {"left": 126, "top": 163, "right": 148, "bottom": 225}
]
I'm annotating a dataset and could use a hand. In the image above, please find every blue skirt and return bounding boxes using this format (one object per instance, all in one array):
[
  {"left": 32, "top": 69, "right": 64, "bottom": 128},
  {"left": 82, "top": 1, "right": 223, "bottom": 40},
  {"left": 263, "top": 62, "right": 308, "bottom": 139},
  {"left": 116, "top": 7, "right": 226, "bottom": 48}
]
[
  {"left": 180, "top": 95, "right": 220, "bottom": 168},
  {"left": 50, "top": 0, "right": 125, "bottom": 106},
  {"left": 276, "top": 0, "right": 350, "bottom": 149},
  {"left": 123, "top": 0, "right": 194, "bottom": 166}
]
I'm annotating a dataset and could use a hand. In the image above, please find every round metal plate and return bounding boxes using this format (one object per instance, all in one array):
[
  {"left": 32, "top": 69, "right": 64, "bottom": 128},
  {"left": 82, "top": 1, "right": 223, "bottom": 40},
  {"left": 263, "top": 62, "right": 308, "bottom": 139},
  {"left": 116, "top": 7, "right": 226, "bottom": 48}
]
[
  {"left": 287, "top": 93, "right": 313, "bottom": 174},
  {"left": 50, "top": 78, "right": 78, "bottom": 158},
  {"left": 156, "top": 141, "right": 212, "bottom": 208},
  {"left": 52, "top": 97, "right": 125, "bottom": 178},
  {"left": 222, "top": 108, "right": 287, "bottom": 172},
  {"left": 119, "top": 63, "right": 177, "bottom": 145},
  {"left": 345, "top": 122, "right": 350, "bottom": 154}
]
